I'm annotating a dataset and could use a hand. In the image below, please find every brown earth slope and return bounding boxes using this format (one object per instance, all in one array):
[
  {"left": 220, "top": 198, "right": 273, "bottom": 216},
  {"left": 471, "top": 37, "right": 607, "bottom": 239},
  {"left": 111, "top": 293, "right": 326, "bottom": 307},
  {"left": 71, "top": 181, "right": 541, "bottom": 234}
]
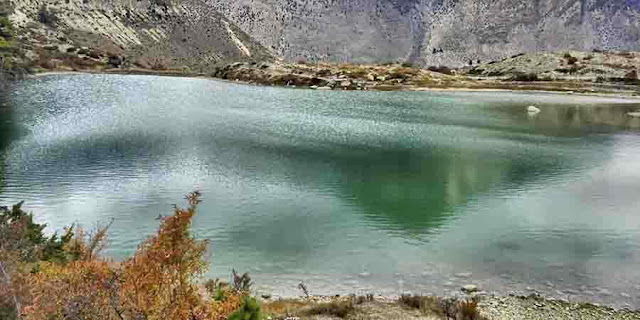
[{"left": 3, "top": 0, "right": 272, "bottom": 75}]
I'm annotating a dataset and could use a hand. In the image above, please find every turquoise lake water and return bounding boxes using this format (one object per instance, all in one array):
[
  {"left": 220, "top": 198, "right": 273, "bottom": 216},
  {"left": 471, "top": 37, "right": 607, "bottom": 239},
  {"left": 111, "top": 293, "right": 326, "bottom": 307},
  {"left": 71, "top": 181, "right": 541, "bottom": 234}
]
[{"left": 2, "top": 74, "right": 640, "bottom": 307}]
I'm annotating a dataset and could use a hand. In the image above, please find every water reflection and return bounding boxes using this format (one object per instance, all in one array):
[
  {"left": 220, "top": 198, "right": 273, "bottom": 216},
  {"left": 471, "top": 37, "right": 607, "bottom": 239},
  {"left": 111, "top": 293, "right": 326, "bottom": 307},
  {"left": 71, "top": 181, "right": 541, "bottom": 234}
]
[
  {"left": 0, "top": 86, "right": 16, "bottom": 194},
  {"left": 2, "top": 75, "right": 640, "bottom": 307}
]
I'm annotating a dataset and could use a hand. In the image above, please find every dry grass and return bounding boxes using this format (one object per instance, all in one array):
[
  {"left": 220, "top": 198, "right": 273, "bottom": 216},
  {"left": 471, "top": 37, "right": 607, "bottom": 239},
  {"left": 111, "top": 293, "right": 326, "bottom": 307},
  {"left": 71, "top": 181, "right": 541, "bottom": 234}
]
[
  {"left": 262, "top": 299, "right": 309, "bottom": 316},
  {"left": 398, "top": 294, "right": 443, "bottom": 315},
  {"left": 303, "top": 300, "right": 355, "bottom": 318},
  {"left": 458, "top": 299, "right": 482, "bottom": 320},
  {"left": 263, "top": 297, "right": 371, "bottom": 319},
  {"left": 398, "top": 295, "right": 487, "bottom": 320}
]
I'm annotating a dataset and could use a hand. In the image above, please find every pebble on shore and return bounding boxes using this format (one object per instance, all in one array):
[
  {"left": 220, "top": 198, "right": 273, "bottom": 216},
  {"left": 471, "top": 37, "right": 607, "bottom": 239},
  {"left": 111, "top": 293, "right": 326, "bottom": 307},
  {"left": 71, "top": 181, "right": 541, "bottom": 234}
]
[{"left": 462, "top": 284, "right": 479, "bottom": 293}]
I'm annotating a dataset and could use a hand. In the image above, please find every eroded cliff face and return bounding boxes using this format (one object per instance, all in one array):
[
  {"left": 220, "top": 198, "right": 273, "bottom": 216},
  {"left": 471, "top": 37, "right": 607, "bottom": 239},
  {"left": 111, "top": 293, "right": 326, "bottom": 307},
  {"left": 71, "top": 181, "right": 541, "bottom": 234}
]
[
  {"left": 208, "top": 0, "right": 640, "bottom": 66},
  {"left": 7, "top": 0, "right": 271, "bottom": 72}
]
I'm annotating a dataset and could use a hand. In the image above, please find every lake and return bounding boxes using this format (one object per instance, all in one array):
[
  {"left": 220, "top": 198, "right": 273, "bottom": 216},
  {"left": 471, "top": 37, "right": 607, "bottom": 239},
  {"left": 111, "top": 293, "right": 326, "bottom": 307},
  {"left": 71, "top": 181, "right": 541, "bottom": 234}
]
[{"left": 2, "top": 74, "right": 640, "bottom": 308}]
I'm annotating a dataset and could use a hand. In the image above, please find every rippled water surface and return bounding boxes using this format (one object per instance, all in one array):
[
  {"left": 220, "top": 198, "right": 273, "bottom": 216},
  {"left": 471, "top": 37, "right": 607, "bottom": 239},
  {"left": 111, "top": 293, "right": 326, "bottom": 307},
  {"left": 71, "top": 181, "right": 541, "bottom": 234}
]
[{"left": 2, "top": 74, "right": 640, "bottom": 307}]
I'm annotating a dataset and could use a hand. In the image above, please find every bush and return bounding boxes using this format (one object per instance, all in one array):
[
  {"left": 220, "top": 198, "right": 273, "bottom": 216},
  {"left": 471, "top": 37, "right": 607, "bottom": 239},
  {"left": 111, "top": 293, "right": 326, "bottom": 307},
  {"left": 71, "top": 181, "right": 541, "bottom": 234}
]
[
  {"left": 465, "top": 67, "right": 483, "bottom": 75},
  {"left": 0, "top": 202, "right": 75, "bottom": 319},
  {"left": 428, "top": 65, "right": 453, "bottom": 75},
  {"left": 0, "top": 16, "right": 12, "bottom": 40},
  {"left": 399, "top": 294, "right": 439, "bottom": 310},
  {"left": 304, "top": 300, "right": 354, "bottom": 318},
  {"left": 205, "top": 279, "right": 230, "bottom": 301},
  {"left": 2, "top": 192, "right": 248, "bottom": 320},
  {"left": 563, "top": 53, "right": 578, "bottom": 65},
  {"left": 458, "top": 299, "right": 481, "bottom": 320},
  {"left": 509, "top": 72, "right": 538, "bottom": 81},
  {"left": 228, "top": 296, "right": 261, "bottom": 320},
  {"left": 232, "top": 269, "right": 252, "bottom": 292},
  {"left": 625, "top": 70, "right": 638, "bottom": 82},
  {"left": 38, "top": 5, "right": 58, "bottom": 26},
  {"left": 398, "top": 295, "right": 486, "bottom": 320},
  {"left": 150, "top": 57, "right": 170, "bottom": 70},
  {"left": 401, "top": 62, "right": 414, "bottom": 68}
]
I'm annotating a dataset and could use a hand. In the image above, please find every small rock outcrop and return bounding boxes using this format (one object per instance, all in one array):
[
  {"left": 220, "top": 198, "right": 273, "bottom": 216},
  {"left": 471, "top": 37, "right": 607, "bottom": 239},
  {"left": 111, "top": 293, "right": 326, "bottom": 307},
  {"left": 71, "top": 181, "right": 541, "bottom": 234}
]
[{"left": 462, "top": 284, "right": 479, "bottom": 293}]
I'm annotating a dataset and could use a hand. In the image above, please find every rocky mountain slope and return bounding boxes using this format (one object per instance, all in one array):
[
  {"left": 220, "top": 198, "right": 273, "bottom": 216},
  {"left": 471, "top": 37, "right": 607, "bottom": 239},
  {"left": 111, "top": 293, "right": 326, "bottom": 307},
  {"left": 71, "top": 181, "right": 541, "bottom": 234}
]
[
  {"left": 208, "top": 0, "right": 640, "bottom": 66},
  {"left": 4, "top": 0, "right": 271, "bottom": 74},
  {"left": 464, "top": 50, "right": 640, "bottom": 81}
]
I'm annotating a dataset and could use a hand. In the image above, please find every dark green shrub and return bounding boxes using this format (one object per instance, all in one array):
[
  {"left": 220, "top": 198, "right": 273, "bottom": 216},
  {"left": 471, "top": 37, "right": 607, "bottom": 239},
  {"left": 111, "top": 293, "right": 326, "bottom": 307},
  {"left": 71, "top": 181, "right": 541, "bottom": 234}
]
[
  {"left": 428, "top": 65, "right": 453, "bottom": 75},
  {"left": 0, "top": 16, "right": 12, "bottom": 40},
  {"left": 316, "top": 68, "right": 331, "bottom": 76},
  {"left": 1, "top": 202, "right": 74, "bottom": 263},
  {"left": 228, "top": 296, "right": 261, "bottom": 320},
  {"left": 205, "top": 278, "right": 231, "bottom": 301},
  {"left": 38, "top": 5, "right": 58, "bottom": 26},
  {"left": 0, "top": 202, "right": 75, "bottom": 319},
  {"left": 466, "top": 67, "right": 483, "bottom": 75},
  {"left": 509, "top": 72, "right": 538, "bottom": 81}
]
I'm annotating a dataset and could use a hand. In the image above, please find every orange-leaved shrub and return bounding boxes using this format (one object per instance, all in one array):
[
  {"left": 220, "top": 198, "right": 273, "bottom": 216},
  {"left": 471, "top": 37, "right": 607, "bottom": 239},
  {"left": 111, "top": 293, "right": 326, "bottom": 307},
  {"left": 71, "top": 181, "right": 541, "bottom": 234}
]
[
  {"left": 120, "top": 191, "right": 211, "bottom": 320},
  {"left": 1, "top": 192, "right": 246, "bottom": 320}
]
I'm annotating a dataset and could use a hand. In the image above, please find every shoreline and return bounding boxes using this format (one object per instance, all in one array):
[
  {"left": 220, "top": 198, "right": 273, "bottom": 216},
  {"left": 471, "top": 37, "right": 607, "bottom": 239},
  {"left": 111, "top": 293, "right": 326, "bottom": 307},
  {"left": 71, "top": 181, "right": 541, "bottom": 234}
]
[
  {"left": 258, "top": 291, "right": 640, "bottom": 320},
  {"left": 25, "top": 68, "right": 640, "bottom": 101}
]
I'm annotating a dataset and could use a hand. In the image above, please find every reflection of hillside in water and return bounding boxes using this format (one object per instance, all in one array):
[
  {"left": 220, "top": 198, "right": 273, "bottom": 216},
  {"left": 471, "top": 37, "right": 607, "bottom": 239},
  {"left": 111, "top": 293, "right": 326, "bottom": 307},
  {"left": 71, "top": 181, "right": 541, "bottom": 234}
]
[
  {"left": 0, "top": 88, "right": 16, "bottom": 194},
  {"left": 329, "top": 144, "right": 568, "bottom": 235}
]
